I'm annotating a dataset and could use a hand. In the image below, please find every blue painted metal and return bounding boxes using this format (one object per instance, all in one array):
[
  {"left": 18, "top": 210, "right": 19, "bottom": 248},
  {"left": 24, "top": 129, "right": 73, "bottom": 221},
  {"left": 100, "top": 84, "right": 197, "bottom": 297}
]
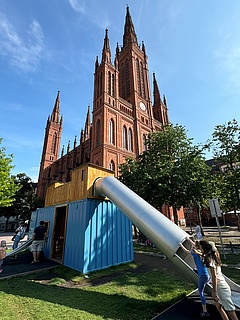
[
  {"left": 64, "top": 199, "right": 133, "bottom": 274},
  {"left": 33, "top": 198, "right": 133, "bottom": 274},
  {"left": 35, "top": 206, "right": 55, "bottom": 258}
]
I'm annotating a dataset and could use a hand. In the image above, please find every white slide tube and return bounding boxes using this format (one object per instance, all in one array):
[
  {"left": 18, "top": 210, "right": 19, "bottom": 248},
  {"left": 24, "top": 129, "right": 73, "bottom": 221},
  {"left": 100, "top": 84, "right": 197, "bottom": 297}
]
[{"left": 94, "top": 176, "right": 240, "bottom": 308}]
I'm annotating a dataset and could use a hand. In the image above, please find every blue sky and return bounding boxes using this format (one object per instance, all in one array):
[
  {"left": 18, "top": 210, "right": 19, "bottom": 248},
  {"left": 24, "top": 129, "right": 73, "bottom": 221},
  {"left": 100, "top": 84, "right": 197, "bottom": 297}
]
[{"left": 1, "top": 0, "right": 240, "bottom": 182}]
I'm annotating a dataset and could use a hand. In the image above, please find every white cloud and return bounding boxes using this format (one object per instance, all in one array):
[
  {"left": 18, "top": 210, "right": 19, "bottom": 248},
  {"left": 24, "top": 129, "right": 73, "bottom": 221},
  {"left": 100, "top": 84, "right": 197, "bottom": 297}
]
[
  {"left": 68, "top": 0, "right": 110, "bottom": 30},
  {"left": 68, "top": 0, "right": 86, "bottom": 14},
  {"left": 0, "top": 13, "right": 44, "bottom": 73}
]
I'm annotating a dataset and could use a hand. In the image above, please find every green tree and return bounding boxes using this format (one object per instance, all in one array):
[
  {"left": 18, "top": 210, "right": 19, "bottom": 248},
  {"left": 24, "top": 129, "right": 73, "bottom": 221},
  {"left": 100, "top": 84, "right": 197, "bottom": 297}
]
[
  {"left": 211, "top": 119, "right": 240, "bottom": 215},
  {"left": 0, "top": 173, "right": 44, "bottom": 222},
  {"left": 0, "top": 139, "right": 19, "bottom": 207},
  {"left": 119, "top": 124, "right": 211, "bottom": 225}
]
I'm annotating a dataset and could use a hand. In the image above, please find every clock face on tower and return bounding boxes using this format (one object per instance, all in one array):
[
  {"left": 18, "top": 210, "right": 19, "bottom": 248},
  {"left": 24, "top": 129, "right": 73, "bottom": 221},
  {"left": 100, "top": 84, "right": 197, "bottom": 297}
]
[{"left": 139, "top": 101, "right": 146, "bottom": 111}]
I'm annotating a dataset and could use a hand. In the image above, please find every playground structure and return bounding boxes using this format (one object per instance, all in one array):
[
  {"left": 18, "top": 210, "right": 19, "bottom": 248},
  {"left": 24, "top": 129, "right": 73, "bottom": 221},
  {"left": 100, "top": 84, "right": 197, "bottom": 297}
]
[{"left": 8, "top": 163, "right": 240, "bottom": 308}]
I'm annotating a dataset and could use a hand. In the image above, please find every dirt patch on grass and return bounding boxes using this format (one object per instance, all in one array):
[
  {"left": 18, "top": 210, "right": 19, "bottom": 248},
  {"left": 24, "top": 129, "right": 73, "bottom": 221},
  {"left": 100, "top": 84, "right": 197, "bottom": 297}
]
[{"left": 32, "top": 253, "right": 180, "bottom": 288}]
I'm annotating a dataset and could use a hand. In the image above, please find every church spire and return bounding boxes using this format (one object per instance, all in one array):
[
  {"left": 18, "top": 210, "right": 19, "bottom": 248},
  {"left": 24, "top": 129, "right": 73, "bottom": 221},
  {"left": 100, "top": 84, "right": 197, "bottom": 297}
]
[
  {"left": 84, "top": 106, "right": 91, "bottom": 141},
  {"left": 51, "top": 90, "right": 61, "bottom": 123},
  {"left": 95, "top": 56, "right": 99, "bottom": 71},
  {"left": 123, "top": 6, "right": 138, "bottom": 48},
  {"left": 101, "top": 29, "right": 111, "bottom": 63},
  {"left": 153, "top": 72, "right": 161, "bottom": 106}
]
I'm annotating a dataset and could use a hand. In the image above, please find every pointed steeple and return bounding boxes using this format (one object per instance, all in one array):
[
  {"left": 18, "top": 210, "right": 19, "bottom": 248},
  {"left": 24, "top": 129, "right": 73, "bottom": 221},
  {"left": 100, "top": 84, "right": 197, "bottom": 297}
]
[
  {"left": 114, "top": 43, "right": 119, "bottom": 69},
  {"left": 67, "top": 141, "right": 70, "bottom": 153},
  {"left": 74, "top": 135, "right": 77, "bottom": 149},
  {"left": 95, "top": 56, "right": 99, "bottom": 71},
  {"left": 51, "top": 91, "right": 60, "bottom": 123},
  {"left": 84, "top": 106, "right": 91, "bottom": 141},
  {"left": 61, "top": 145, "right": 64, "bottom": 157},
  {"left": 153, "top": 72, "right": 161, "bottom": 106},
  {"left": 102, "top": 29, "right": 111, "bottom": 63},
  {"left": 123, "top": 6, "right": 138, "bottom": 48},
  {"left": 80, "top": 129, "right": 84, "bottom": 144},
  {"left": 142, "top": 41, "right": 147, "bottom": 60},
  {"left": 163, "top": 95, "right": 167, "bottom": 107}
]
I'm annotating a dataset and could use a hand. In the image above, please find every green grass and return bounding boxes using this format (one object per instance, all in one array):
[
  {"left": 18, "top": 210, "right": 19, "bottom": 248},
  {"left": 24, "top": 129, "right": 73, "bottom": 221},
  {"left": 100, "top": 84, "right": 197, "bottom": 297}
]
[
  {"left": 0, "top": 248, "right": 239, "bottom": 320},
  {"left": 133, "top": 243, "right": 161, "bottom": 254},
  {"left": 0, "top": 261, "right": 194, "bottom": 320}
]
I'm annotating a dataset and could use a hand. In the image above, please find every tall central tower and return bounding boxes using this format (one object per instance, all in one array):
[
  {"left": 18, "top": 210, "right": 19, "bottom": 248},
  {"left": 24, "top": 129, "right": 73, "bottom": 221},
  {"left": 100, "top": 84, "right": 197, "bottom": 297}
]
[
  {"left": 37, "top": 6, "right": 169, "bottom": 200},
  {"left": 91, "top": 6, "right": 167, "bottom": 174}
]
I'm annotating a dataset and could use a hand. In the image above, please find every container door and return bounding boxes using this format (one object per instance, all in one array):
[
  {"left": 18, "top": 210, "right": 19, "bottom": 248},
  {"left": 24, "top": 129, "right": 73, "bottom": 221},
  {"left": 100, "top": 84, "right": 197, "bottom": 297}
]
[{"left": 51, "top": 205, "right": 67, "bottom": 262}]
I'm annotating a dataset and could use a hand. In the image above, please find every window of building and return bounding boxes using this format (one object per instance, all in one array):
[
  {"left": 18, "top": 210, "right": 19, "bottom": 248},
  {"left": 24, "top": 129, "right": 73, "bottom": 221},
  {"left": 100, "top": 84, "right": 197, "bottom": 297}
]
[
  {"left": 109, "top": 160, "right": 115, "bottom": 172},
  {"left": 108, "top": 71, "right": 111, "bottom": 95},
  {"left": 96, "top": 119, "right": 101, "bottom": 146},
  {"left": 126, "top": 59, "right": 130, "bottom": 97},
  {"left": 128, "top": 128, "right": 133, "bottom": 152},
  {"left": 112, "top": 74, "right": 115, "bottom": 96},
  {"left": 136, "top": 59, "right": 141, "bottom": 96},
  {"left": 51, "top": 132, "right": 57, "bottom": 154},
  {"left": 121, "top": 63, "right": 126, "bottom": 99},
  {"left": 143, "top": 134, "right": 146, "bottom": 151},
  {"left": 122, "top": 125, "right": 127, "bottom": 149},
  {"left": 109, "top": 119, "right": 115, "bottom": 144},
  {"left": 140, "top": 62, "right": 145, "bottom": 99}
]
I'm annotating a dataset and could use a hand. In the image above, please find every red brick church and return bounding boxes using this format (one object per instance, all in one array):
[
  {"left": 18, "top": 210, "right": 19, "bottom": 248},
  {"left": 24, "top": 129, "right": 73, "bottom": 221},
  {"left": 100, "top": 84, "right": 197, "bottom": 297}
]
[{"left": 36, "top": 7, "right": 183, "bottom": 223}]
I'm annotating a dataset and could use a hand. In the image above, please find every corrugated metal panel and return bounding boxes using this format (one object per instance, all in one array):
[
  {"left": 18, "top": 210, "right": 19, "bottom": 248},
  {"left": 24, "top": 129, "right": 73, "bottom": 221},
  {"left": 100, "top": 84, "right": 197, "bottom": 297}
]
[
  {"left": 63, "top": 199, "right": 133, "bottom": 274},
  {"left": 84, "top": 199, "right": 133, "bottom": 273},
  {"left": 33, "top": 198, "right": 133, "bottom": 274},
  {"left": 63, "top": 200, "right": 88, "bottom": 272},
  {"left": 35, "top": 206, "right": 55, "bottom": 258}
]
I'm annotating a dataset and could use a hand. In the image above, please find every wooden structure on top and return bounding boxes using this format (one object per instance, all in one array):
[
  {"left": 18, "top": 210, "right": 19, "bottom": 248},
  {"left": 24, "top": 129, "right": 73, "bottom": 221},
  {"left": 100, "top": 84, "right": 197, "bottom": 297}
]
[{"left": 44, "top": 163, "right": 113, "bottom": 207}]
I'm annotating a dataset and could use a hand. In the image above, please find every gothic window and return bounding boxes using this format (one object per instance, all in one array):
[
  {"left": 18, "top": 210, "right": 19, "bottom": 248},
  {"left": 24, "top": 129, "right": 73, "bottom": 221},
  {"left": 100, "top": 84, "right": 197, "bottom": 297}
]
[
  {"left": 143, "top": 134, "right": 146, "bottom": 151},
  {"left": 108, "top": 71, "right": 111, "bottom": 95},
  {"left": 125, "top": 59, "right": 130, "bottom": 97},
  {"left": 96, "top": 119, "right": 101, "bottom": 147},
  {"left": 136, "top": 59, "right": 141, "bottom": 96},
  {"left": 122, "top": 125, "right": 127, "bottom": 149},
  {"left": 51, "top": 132, "right": 57, "bottom": 154},
  {"left": 140, "top": 62, "right": 145, "bottom": 99},
  {"left": 112, "top": 74, "right": 115, "bottom": 97},
  {"left": 109, "top": 160, "right": 115, "bottom": 172},
  {"left": 109, "top": 119, "right": 115, "bottom": 144},
  {"left": 121, "top": 63, "right": 126, "bottom": 99},
  {"left": 98, "top": 75, "right": 100, "bottom": 97},
  {"left": 100, "top": 72, "right": 103, "bottom": 95},
  {"left": 128, "top": 128, "right": 133, "bottom": 152}
]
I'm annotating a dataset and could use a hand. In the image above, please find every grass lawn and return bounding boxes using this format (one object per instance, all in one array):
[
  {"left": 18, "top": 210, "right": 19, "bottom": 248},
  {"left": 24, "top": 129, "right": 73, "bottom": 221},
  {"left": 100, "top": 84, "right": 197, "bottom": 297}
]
[{"left": 0, "top": 245, "right": 239, "bottom": 320}]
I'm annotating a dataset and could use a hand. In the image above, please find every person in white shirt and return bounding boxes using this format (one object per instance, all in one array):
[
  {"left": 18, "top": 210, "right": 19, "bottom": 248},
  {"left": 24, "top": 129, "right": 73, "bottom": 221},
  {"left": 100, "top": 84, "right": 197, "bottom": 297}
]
[
  {"left": 11, "top": 221, "right": 26, "bottom": 258},
  {"left": 195, "top": 223, "right": 203, "bottom": 240},
  {"left": 200, "top": 240, "right": 238, "bottom": 320}
]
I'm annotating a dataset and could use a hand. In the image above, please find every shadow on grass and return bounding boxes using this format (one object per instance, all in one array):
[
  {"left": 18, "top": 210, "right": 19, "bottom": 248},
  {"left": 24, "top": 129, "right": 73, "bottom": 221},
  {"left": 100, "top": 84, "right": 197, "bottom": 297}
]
[{"left": 0, "top": 270, "right": 190, "bottom": 320}]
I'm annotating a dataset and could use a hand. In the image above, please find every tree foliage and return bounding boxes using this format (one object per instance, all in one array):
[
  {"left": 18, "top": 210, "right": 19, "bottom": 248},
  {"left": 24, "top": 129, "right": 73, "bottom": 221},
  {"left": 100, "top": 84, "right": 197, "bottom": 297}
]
[
  {"left": 211, "top": 118, "right": 240, "bottom": 213},
  {"left": 0, "top": 139, "right": 19, "bottom": 207},
  {"left": 119, "top": 124, "right": 211, "bottom": 224},
  {"left": 0, "top": 173, "right": 44, "bottom": 222}
]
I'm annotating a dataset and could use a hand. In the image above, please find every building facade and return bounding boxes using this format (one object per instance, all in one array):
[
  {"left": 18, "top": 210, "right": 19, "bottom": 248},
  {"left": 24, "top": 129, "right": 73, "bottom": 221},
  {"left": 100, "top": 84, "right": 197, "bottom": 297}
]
[{"left": 37, "top": 7, "right": 169, "bottom": 201}]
